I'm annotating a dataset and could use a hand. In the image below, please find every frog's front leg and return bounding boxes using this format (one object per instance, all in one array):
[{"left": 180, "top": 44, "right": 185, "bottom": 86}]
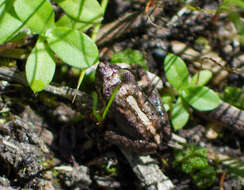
[{"left": 104, "top": 130, "right": 158, "bottom": 154}]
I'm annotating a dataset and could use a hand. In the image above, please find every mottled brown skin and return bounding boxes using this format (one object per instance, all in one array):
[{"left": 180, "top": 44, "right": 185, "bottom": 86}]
[{"left": 95, "top": 62, "right": 171, "bottom": 154}]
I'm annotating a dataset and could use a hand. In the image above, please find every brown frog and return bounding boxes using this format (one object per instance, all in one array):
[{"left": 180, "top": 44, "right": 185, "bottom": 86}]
[{"left": 95, "top": 62, "right": 171, "bottom": 154}]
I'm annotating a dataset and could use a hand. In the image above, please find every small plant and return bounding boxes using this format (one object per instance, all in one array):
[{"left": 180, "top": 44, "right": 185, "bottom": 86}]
[
  {"left": 101, "top": 163, "right": 118, "bottom": 176},
  {"left": 111, "top": 48, "right": 148, "bottom": 70},
  {"left": 220, "top": 86, "right": 244, "bottom": 110},
  {"left": 173, "top": 145, "right": 217, "bottom": 189},
  {"left": 163, "top": 53, "right": 220, "bottom": 130},
  {"left": 92, "top": 85, "right": 120, "bottom": 124},
  {"left": 218, "top": 0, "right": 244, "bottom": 44},
  {"left": 0, "top": 0, "right": 106, "bottom": 92}
]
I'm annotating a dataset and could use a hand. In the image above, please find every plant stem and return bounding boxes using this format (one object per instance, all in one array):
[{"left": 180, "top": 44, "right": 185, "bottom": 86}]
[
  {"left": 91, "top": 0, "right": 109, "bottom": 41},
  {"left": 73, "top": 0, "right": 109, "bottom": 102},
  {"left": 102, "top": 84, "right": 119, "bottom": 121},
  {"left": 72, "top": 68, "right": 86, "bottom": 103}
]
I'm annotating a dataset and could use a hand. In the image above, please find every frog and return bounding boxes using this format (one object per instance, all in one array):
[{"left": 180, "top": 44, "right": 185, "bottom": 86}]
[{"left": 95, "top": 62, "right": 171, "bottom": 154}]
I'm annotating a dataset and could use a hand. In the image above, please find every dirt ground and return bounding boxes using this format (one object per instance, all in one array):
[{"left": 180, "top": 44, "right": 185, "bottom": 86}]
[{"left": 0, "top": 0, "right": 244, "bottom": 189}]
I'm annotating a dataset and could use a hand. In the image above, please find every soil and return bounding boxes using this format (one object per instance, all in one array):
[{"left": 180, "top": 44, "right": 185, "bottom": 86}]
[{"left": 0, "top": 0, "right": 244, "bottom": 189}]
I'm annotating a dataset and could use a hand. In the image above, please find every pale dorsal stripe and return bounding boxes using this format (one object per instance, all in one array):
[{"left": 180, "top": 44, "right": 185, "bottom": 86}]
[{"left": 126, "top": 95, "right": 161, "bottom": 144}]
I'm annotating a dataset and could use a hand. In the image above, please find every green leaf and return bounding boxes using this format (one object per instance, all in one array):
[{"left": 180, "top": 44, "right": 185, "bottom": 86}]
[
  {"left": 111, "top": 48, "right": 148, "bottom": 70},
  {"left": 13, "top": 0, "right": 54, "bottom": 34},
  {"left": 0, "top": 11, "right": 22, "bottom": 43},
  {"left": 26, "top": 38, "right": 56, "bottom": 92},
  {"left": 56, "top": 14, "right": 92, "bottom": 31},
  {"left": 164, "top": 53, "right": 189, "bottom": 90},
  {"left": 172, "top": 97, "right": 190, "bottom": 130},
  {"left": 102, "top": 85, "right": 120, "bottom": 121},
  {"left": 182, "top": 86, "right": 220, "bottom": 111},
  {"left": 54, "top": 0, "right": 103, "bottom": 23},
  {"left": 190, "top": 70, "right": 212, "bottom": 86},
  {"left": 182, "top": 157, "right": 208, "bottom": 173},
  {"left": 92, "top": 91, "right": 102, "bottom": 123},
  {"left": 0, "top": 0, "right": 14, "bottom": 15},
  {"left": 46, "top": 27, "right": 98, "bottom": 68},
  {"left": 221, "top": 86, "right": 244, "bottom": 109},
  {"left": 188, "top": 157, "right": 208, "bottom": 170},
  {"left": 0, "top": 0, "right": 6, "bottom": 15},
  {"left": 230, "top": 0, "right": 244, "bottom": 9},
  {"left": 191, "top": 146, "right": 207, "bottom": 157},
  {"left": 0, "top": 0, "right": 24, "bottom": 43},
  {"left": 174, "top": 146, "right": 216, "bottom": 188},
  {"left": 161, "top": 94, "right": 173, "bottom": 112},
  {"left": 193, "top": 167, "right": 216, "bottom": 188},
  {"left": 72, "top": 68, "right": 86, "bottom": 103}
]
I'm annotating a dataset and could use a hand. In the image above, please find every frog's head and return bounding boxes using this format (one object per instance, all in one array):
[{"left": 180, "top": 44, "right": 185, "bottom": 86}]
[
  {"left": 96, "top": 62, "right": 138, "bottom": 103},
  {"left": 95, "top": 62, "right": 121, "bottom": 100}
]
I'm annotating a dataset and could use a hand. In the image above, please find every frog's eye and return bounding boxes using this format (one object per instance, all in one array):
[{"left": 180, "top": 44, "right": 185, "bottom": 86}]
[{"left": 120, "top": 71, "right": 134, "bottom": 83}]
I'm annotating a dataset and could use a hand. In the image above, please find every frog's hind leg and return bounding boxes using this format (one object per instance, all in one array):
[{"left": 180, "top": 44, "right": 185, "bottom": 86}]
[{"left": 104, "top": 130, "right": 157, "bottom": 154}]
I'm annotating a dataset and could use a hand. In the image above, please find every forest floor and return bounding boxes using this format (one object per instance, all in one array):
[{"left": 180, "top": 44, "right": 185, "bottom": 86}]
[{"left": 0, "top": 0, "right": 244, "bottom": 189}]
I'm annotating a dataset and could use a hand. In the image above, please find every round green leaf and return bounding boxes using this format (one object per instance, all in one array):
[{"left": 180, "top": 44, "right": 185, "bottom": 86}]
[
  {"left": 46, "top": 27, "right": 98, "bottom": 68},
  {"left": 26, "top": 38, "right": 56, "bottom": 92},
  {"left": 56, "top": 15, "right": 91, "bottom": 31},
  {"left": 0, "top": 12, "right": 22, "bottom": 43},
  {"left": 0, "top": 0, "right": 24, "bottom": 43},
  {"left": 14, "top": 0, "right": 54, "bottom": 34},
  {"left": 54, "top": 0, "right": 104, "bottom": 23},
  {"left": 164, "top": 53, "right": 189, "bottom": 90},
  {"left": 190, "top": 70, "right": 212, "bottom": 86},
  {"left": 172, "top": 97, "right": 190, "bottom": 130},
  {"left": 182, "top": 86, "right": 220, "bottom": 111}
]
